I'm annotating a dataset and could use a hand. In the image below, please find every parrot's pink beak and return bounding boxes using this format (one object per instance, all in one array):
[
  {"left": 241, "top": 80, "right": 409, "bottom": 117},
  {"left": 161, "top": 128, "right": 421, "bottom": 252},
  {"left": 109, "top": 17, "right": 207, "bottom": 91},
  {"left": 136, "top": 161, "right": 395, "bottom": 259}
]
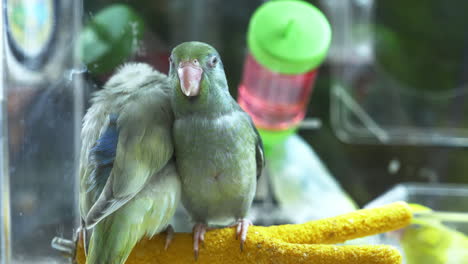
[{"left": 177, "top": 60, "right": 203, "bottom": 97}]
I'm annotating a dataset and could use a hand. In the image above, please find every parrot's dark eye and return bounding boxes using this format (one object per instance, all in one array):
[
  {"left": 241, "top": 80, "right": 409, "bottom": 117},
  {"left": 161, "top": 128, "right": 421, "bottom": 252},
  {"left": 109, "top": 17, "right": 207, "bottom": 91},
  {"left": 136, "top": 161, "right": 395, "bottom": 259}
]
[{"left": 208, "top": 56, "right": 218, "bottom": 68}]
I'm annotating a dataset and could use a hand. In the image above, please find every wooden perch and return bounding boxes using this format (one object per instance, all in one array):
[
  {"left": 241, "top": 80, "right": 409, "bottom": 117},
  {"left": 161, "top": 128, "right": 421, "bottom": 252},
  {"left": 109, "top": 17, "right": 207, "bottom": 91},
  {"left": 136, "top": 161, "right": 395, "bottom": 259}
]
[{"left": 75, "top": 202, "right": 412, "bottom": 264}]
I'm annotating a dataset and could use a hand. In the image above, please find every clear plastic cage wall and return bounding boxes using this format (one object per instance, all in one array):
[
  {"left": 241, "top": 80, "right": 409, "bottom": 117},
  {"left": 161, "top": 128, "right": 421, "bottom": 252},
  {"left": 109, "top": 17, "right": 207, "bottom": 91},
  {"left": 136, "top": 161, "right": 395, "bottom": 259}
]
[
  {"left": 1, "top": 0, "right": 84, "bottom": 263},
  {"left": 322, "top": 0, "right": 468, "bottom": 146}
]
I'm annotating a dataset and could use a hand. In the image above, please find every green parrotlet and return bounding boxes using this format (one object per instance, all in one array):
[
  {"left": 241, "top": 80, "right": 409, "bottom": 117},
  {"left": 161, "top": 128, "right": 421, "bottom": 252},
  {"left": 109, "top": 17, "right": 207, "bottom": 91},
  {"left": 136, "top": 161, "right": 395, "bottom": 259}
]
[
  {"left": 79, "top": 63, "right": 181, "bottom": 264},
  {"left": 400, "top": 204, "right": 468, "bottom": 264},
  {"left": 169, "top": 41, "right": 265, "bottom": 259}
]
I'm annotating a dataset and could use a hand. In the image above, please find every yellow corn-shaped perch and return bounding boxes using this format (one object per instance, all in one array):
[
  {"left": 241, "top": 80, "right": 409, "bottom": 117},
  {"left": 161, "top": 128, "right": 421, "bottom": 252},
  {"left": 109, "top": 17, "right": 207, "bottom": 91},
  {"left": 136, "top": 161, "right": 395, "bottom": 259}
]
[{"left": 76, "top": 202, "right": 412, "bottom": 264}]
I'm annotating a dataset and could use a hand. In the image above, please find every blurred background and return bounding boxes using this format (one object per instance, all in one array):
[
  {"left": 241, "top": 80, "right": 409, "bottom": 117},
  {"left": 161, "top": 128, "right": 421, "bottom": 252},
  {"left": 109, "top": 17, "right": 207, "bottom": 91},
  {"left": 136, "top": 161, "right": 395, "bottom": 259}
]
[{"left": 2, "top": 0, "right": 468, "bottom": 263}]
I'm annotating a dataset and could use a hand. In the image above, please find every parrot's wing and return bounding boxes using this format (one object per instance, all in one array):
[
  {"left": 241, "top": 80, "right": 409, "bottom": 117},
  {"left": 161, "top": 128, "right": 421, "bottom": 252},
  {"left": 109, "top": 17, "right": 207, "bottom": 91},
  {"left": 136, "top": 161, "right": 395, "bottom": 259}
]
[
  {"left": 80, "top": 115, "right": 118, "bottom": 255},
  {"left": 79, "top": 98, "right": 115, "bottom": 236},
  {"left": 85, "top": 85, "right": 174, "bottom": 230},
  {"left": 249, "top": 117, "right": 265, "bottom": 180},
  {"left": 85, "top": 114, "right": 119, "bottom": 197}
]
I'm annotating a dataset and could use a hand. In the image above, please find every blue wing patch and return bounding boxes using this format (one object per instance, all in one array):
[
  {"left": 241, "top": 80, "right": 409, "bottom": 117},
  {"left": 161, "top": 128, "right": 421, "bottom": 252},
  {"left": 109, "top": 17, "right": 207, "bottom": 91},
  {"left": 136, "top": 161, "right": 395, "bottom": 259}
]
[
  {"left": 91, "top": 114, "right": 119, "bottom": 166},
  {"left": 87, "top": 114, "right": 119, "bottom": 194}
]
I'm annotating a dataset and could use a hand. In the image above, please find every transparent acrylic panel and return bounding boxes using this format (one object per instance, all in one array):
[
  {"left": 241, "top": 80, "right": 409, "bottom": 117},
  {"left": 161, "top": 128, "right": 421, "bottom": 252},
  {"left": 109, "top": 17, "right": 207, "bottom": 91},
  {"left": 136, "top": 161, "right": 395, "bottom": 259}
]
[
  {"left": 1, "top": 0, "right": 84, "bottom": 263},
  {"left": 366, "top": 183, "right": 468, "bottom": 264},
  {"left": 322, "top": 0, "right": 468, "bottom": 146}
]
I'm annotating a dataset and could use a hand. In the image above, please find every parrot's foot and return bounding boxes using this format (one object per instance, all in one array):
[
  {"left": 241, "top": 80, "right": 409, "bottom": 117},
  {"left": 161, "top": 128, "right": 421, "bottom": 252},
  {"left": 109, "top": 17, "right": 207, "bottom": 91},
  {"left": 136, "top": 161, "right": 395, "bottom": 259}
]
[
  {"left": 164, "top": 225, "right": 175, "bottom": 250},
  {"left": 234, "top": 218, "right": 252, "bottom": 251},
  {"left": 51, "top": 224, "right": 84, "bottom": 264},
  {"left": 51, "top": 234, "right": 77, "bottom": 264},
  {"left": 51, "top": 236, "right": 75, "bottom": 256},
  {"left": 192, "top": 223, "right": 208, "bottom": 261}
]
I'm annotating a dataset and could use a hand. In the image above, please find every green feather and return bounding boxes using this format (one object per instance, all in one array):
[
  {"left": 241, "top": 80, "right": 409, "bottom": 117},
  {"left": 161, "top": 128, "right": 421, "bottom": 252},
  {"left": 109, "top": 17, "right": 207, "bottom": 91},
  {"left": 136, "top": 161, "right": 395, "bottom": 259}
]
[{"left": 87, "top": 162, "right": 180, "bottom": 264}]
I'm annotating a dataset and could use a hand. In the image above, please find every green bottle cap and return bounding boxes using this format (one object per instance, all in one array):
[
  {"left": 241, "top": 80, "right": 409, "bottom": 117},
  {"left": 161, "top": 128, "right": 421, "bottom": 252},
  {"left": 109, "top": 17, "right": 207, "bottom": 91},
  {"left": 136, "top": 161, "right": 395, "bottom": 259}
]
[
  {"left": 258, "top": 127, "right": 298, "bottom": 156},
  {"left": 247, "top": 0, "right": 331, "bottom": 74}
]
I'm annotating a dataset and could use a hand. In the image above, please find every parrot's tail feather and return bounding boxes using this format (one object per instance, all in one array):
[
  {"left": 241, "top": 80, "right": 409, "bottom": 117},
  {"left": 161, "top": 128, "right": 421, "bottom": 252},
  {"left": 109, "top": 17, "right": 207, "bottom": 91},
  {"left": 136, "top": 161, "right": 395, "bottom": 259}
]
[
  {"left": 80, "top": 218, "right": 90, "bottom": 256},
  {"left": 85, "top": 175, "right": 133, "bottom": 229},
  {"left": 86, "top": 218, "right": 137, "bottom": 264}
]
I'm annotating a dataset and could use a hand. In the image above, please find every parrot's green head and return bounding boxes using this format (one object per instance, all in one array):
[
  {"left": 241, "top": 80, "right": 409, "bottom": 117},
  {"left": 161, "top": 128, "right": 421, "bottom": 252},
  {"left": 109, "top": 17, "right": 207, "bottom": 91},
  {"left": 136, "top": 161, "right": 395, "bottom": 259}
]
[{"left": 169, "top": 41, "right": 232, "bottom": 116}]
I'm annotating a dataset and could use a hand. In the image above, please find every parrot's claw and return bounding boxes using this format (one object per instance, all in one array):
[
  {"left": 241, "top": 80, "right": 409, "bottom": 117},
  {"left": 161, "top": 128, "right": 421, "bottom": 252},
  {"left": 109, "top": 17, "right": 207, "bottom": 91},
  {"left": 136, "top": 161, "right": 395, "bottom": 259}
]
[
  {"left": 51, "top": 236, "right": 75, "bottom": 256},
  {"left": 50, "top": 225, "right": 85, "bottom": 264},
  {"left": 192, "top": 223, "right": 207, "bottom": 261},
  {"left": 234, "top": 219, "right": 252, "bottom": 251},
  {"left": 51, "top": 224, "right": 85, "bottom": 259},
  {"left": 164, "top": 225, "right": 175, "bottom": 250}
]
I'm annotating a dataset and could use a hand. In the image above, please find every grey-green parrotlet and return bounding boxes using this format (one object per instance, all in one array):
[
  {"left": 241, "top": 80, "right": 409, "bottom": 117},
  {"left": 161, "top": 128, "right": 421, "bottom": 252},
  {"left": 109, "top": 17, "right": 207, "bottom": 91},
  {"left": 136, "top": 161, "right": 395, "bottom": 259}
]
[
  {"left": 169, "top": 41, "right": 265, "bottom": 259},
  {"left": 400, "top": 204, "right": 468, "bottom": 264},
  {"left": 79, "top": 63, "right": 180, "bottom": 264}
]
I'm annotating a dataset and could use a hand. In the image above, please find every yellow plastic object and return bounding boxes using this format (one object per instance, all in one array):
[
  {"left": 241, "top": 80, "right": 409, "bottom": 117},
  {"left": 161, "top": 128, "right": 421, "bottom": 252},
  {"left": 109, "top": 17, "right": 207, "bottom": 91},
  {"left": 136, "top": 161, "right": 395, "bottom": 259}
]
[{"left": 76, "top": 202, "right": 412, "bottom": 264}]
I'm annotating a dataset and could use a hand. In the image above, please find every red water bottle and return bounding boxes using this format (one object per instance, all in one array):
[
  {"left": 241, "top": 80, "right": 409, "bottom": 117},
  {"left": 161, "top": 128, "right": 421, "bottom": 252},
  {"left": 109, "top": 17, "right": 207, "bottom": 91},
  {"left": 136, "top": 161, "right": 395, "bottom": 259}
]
[{"left": 238, "top": 0, "right": 331, "bottom": 151}]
